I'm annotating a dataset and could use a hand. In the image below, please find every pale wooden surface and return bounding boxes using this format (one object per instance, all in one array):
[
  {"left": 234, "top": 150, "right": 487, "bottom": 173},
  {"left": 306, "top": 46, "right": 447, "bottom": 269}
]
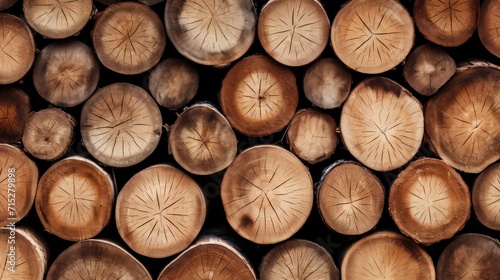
[{"left": 472, "top": 163, "right": 500, "bottom": 230}]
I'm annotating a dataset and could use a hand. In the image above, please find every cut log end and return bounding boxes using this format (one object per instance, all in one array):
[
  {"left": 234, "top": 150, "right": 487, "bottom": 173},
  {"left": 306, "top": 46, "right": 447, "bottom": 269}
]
[
  {"left": 473, "top": 163, "right": 500, "bottom": 230},
  {"left": 0, "top": 87, "right": 30, "bottom": 143},
  {"left": 478, "top": 0, "right": 500, "bottom": 58}
]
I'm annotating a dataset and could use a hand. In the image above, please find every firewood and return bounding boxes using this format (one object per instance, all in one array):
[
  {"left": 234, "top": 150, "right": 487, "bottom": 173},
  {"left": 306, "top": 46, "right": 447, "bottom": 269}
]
[
  {"left": 80, "top": 83, "right": 163, "bottom": 168},
  {"left": 137, "top": 0, "right": 163, "bottom": 6},
  {"left": 0, "top": 144, "right": 38, "bottom": 227},
  {"left": 478, "top": 0, "right": 500, "bottom": 58},
  {"left": 92, "top": 2, "right": 166, "bottom": 75},
  {"left": 317, "top": 161, "right": 385, "bottom": 236},
  {"left": 303, "top": 58, "right": 352, "bottom": 109},
  {"left": 259, "top": 239, "right": 339, "bottom": 280},
  {"left": 0, "top": 0, "right": 17, "bottom": 11},
  {"left": 0, "top": 87, "right": 30, "bottom": 143},
  {"left": 389, "top": 158, "right": 471, "bottom": 245},
  {"left": 414, "top": 0, "right": 479, "bottom": 47},
  {"left": 403, "top": 44, "right": 456, "bottom": 96},
  {"left": 32, "top": 40, "right": 100, "bottom": 107},
  {"left": 341, "top": 231, "right": 435, "bottom": 280},
  {"left": 286, "top": 108, "right": 338, "bottom": 164},
  {"left": 425, "top": 65, "right": 500, "bottom": 173},
  {"left": 46, "top": 239, "right": 152, "bottom": 280},
  {"left": 220, "top": 55, "right": 298, "bottom": 136},
  {"left": 258, "top": 0, "right": 330, "bottom": 67},
  {"left": 0, "top": 14, "right": 35, "bottom": 84},
  {"left": 148, "top": 58, "right": 199, "bottom": 110},
  {"left": 158, "top": 236, "right": 256, "bottom": 280},
  {"left": 221, "top": 145, "right": 313, "bottom": 244},
  {"left": 169, "top": 104, "right": 237, "bottom": 175},
  {"left": 164, "top": 0, "right": 256, "bottom": 66},
  {"left": 0, "top": 226, "right": 48, "bottom": 280},
  {"left": 472, "top": 162, "right": 500, "bottom": 230},
  {"left": 340, "top": 77, "right": 424, "bottom": 171},
  {"left": 115, "top": 164, "right": 206, "bottom": 258},
  {"left": 331, "top": 0, "right": 414, "bottom": 74},
  {"left": 35, "top": 156, "right": 114, "bottom": 241},
  {"left": 436, "top": 234, "right": 500, "bottom": 279}
]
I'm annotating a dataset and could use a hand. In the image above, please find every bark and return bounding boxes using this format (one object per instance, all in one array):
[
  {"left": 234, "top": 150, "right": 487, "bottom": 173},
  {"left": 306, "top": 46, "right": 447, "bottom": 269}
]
[{"left": 0, "top": 87, "right": 30, "bottom": 143}]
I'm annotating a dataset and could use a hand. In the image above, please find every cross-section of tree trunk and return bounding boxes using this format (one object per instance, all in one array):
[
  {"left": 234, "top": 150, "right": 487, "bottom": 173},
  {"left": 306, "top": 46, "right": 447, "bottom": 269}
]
[
  {"left": 0, "top": 14, "right": 35, "bottom": 84},
  {"left": 414, "top": 0, "right": 479, "bottom": 47},
  {"left": 0, "top": 144, "right": 38, "bottom": 227},
  {"left": 0, "top": 226, "right": 47, "bottom": 280},
  {"left": 437, "top": 234, "right": 500, "bottom": 279},
  {"left": 258, "top": 0, "right": 330, "bottom": 67},
  {"left": 220, "top": 55, "right": 298, "bottom": 136},
  {"left": 389, "top": 158, "right": 471, "bottom": 245},
  {"left": 169, "top": 104, "right": 237, "bottom": 175},
  {"left": 331, "top": 0, "right": 414, "bottom": 74},
  {"left": 403, "top": 44, "right": 456, "bottom": 96},
  {"left": 46, "top": 239, "right": 152, "bottom": 280},
  {"left": 472, "top": 162, "right": 500, "bottom": 230},
  {"left": 317, "top": 161, "right": 385, "bottom": 236},
  {"left": 221, "top": 145, "right": 313, "bottom": 244},
  {"left": 33, "top": 40, "right": 100, "bottom": 107},
  {"left": 0, "top": 87, "right": 30, "bottom": 143},
  {"left": 286, "top": 108, "right": 338, "bottom": 164},
  {"left": 340, "top": 77, "right": 424, "bottom": 171},
  {"left": 92, "top": 2, "right": 166, "bottom": 75},
  {"left": 22, "top": 108, "right": 76, "bottom": 161},
  {"left": 23, "top": 0, "right": 93, "bottom": 39},
  {"left": 260, "top": 239, "right": 339, "bottom": 280},
  {"left": 148, "top": 58, "right": 199, "bottom": 110},
  {"left": 158, "top": 236, "right": 256, "bottom": 280},
  {"left": 35, "top": 156, "right": 114, "bottom": 241},
  {"left": 425, "top": 65, "right": 500, "bottom": 173},
  {"left": 0, "top": 0, "right": 17, "bottom": 11},
  {"left": 341, "top": 231, "right": 435, "bottom": 280},
  {"left": 116, "top": 164, "right": 206, "bottom": 258},
  {"left": 303, "top": 58, "right": 352, "bottom": 109},
  {"left": 164, "top": 0, "right": 256, "bottom": 66},
  {"left": 80, "top": 83, "right": 163, "bottom": 167},
  {"left": 478, "top": 0, "right": 500, "bottom": 58}
]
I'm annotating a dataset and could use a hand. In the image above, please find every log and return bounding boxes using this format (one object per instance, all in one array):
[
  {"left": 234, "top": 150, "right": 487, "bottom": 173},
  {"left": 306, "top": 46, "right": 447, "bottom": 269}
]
[
  {"left": 285, "top": 108, "right": 338, "bottom": 164},
  {"left": 0, "top": 144, "right": 38, "bottom": 227},
  {"left": 46, "top": 239, "right": 152, "bottom": 280},
  {"left": 414, "top": 0, "right": 479, "bottom": 47},
  {"left": 317, "top": 161, "right": 385, "bottom": 236},
  {"left": 259, "top": 239, "right": 339, "bottom": 280},
  {"left": 403, "top": 44, "right": 456, "bottom": 96},
  {"left": 340, "top": 77, "right": 424, "bottom": 171},
  {"left": 164, "top": 0, "right": 256, "bottom": 66},
  {"left": 0, "top": 14, "right": 35, "bottom": 85},
  {"left": 0, "top": 87, "right": 30, "bottom": 143},
  {"left": 258, "top": 0, "right": 330, "bottom": 67},
  {"left": 472, "top": 162, "right": 500, "bottom": 230},
  {"left": 32, "top": 40, "right": 100, "bottom": 107},
  {"left": 478, "top": 0, "right": 500, "bottom": 59},
  {"left": 148, "top": 58, "right": 199, "bottom": 110},
  {"left": 168, "top": 103, "right": 237, "bottom": 175},
  {"left": 220, "top": 55, "right": 298, "bottom": 136},
  {"left": 158, "top": 236, "right": 256, "bottom": 280},
  {"left": 80, "top": 83, "right": 163, "bottom": 167},
  {"left": 425, "top": 65, "right": 500, "bottom": 173},
  {"left": 35, "top": 156, "right": 114, "bottom": 241},
  {"left": 115, "top": 164, "right": 206, "bottom": 258},
  {"left": 330, "top": 0, "right": 414, "bottom": 74},
  {"left": 22, "top": 108, "right": 76, "bottom": 161},
  {"left": 92, "top": 1, "right": 166, "bottom": 75},
  {"left": 341, "top": 231, "right": 435, "bottom": 280},
  {"left": 303, "top": 57, "right": 352, "bottom": 109},
  {"left": 0, "top": 0, "right": 17, "bottom": 11},
  {"left": 389, "top": 158, "right": 471, "bottom": 245},
  {"left": 220, "top": 145, "right": 313, "bottom": 244}
]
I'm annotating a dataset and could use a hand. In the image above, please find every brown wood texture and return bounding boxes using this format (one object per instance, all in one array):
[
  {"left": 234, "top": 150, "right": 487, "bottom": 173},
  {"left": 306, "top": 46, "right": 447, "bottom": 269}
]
[
  {"left": 478, "top": 0, "right": 500, "bottom": 58},
  {"left": 0, "top": 87, "right": 30, "bottom": 143},
  {"left": 472, "top": 162, "right": 500, "bottom": 230}
]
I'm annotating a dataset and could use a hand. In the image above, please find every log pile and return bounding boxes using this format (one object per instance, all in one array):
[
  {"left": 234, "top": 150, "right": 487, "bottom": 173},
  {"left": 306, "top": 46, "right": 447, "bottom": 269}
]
[{"left": 1, "top": 0, "right": 499, "bottom": 279}]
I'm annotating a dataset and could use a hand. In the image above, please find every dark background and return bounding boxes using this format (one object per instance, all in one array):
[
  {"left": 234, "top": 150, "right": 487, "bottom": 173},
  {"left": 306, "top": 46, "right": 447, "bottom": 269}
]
[{"left": 3, "top": 0, "right": 499, "bottom": 278}]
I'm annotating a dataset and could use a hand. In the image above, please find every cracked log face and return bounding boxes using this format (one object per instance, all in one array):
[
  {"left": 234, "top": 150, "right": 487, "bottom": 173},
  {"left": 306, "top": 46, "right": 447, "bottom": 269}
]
[
  {"left": 0, "top": 87, "right": 30, "bottom": 143},
  {"left": 331, "top": 0, "right": 414, "bottom": 74},
  {"left": 478, "top": 0, "right": 500, "bottom": 58},
  {"left": 389, "top": 158, "right": 471, "bottom": 245},
  {"left": 425, "top": 66, "right": 500, "bottom": 173},
  {"left": 221, "top": 145, "right": 313, "bottom": 244},
  {"left": 472, "top": 162, "right": 500, "bottom": 230},
  {"left": 92, "top": 2, "right": 166, "bottom": 75},
  {"left": 164, "top": 0, "right": 256, "bottom": 66}
]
